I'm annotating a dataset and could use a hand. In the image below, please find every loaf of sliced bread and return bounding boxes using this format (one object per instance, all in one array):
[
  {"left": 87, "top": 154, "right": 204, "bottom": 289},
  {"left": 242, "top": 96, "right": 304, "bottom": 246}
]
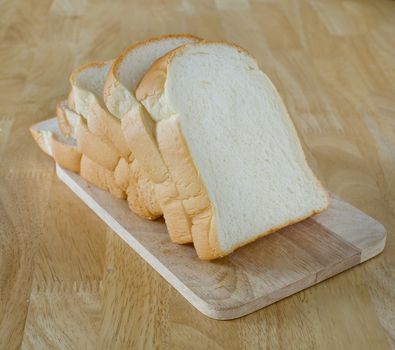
[
  {"left": 136, "top": 42, "right": 329, "bottom": 260},
  {"left": 104, "top": 34, "right": 200, "bottom": 244}
]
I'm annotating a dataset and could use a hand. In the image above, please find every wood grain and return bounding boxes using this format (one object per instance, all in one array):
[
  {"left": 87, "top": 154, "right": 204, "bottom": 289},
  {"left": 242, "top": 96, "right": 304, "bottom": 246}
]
[
  {"left": 53, "top": 162, "right": 384, "bottom": 320},
  {"left": 0, "top": 0, "right": 394, "bottom": 347}
]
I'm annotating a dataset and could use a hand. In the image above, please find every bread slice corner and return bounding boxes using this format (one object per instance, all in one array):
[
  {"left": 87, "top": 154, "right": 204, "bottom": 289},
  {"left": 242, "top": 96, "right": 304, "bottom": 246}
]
[{"left": 30, "top": 118, "right": 81, "bottom": 173}]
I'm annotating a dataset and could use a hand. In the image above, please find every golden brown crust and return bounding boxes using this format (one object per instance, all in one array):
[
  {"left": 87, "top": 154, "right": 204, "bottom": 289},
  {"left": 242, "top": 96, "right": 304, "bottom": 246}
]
[
  {"left": 70, "top": 60, "right": 130, "bottom": 158},
  {"left": 156, "top": 117, "right": 221, "bottom": 258},
  {"left": 88, "top": 98, "right": 130, "bottom": 158},
  {"left": 126, "top": 160, "right": 162, "bottom": 220},
  {"left": 113, "top": 158, "right": 129, "bottom": 191},
  {"left": 121, "top": 106, "right": 168, "bottom": 183},
  {"left": 30, "top": 126, "right": 52, "bottom": 156},
  {"left": 122, "top": 105, "right": 192, "bottom": 243},
  {"left": 155, "top": 180, "right": 192, "bottom": 244},
  {"left": 80, "top": 155, "right": 125, "bottom": 199},
  {"left": 70, "top": 69, "right": 162, "bottom": 219},
  {"left": 67, "top": 91, "right": 75, "bottom": 110},
  {"left": 30, "top": 122, "right": 82, "bottom": 174},
  {"left": 70, "top": 60, "right": 164, "bottom": 217},
  {"left": 103, "top": 34, "right": 202, "bottom": 239},
  {"left": 125, "top": 169, "right": 151, "bottom": 219},
  {"left": 75, "top": 122, "right": 120, "bottom": 171},
  {"left": 50, "top": 137, "right": 81, "bottom": 173},
  {"left": 135, "top": 54, "right": 169, "bottom": 101},
  {"left": 56, "top": 100, "right": 72, "bottom": 138}
]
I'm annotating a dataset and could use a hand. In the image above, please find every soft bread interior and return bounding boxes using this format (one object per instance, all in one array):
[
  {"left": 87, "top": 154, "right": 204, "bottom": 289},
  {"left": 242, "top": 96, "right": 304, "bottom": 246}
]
[
  {"left": 73, "top": 62, "right": 110, "bottom": 101},
  {"left": 118, "top": 37, "right": 200, "bottom": 93},
  {"left": 139, "top": 43, "right": 329, "bottom": 254},
  {"left": 106, "top": 35, "right": 200, "bottom": 119}
]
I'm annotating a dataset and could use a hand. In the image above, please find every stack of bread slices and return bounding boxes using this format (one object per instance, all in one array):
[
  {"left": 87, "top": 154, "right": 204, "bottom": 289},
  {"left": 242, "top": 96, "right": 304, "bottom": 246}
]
[{"left": 31, "top": 34, "right": 329, "bottom": 260}]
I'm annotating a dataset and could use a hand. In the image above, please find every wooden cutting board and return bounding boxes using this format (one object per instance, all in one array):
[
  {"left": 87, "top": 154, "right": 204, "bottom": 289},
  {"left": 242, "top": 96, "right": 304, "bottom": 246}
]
[{"left": 56, "top": 165, "right": 386, "bottom": 320}]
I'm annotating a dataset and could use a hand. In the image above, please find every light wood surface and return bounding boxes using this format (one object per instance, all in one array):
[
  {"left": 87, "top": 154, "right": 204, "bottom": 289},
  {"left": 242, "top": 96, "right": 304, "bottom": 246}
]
[
  {"left": 0, "top": 0, "right": 394, "bottom": 348},
  {"left": 52, "top": 155, "right": 385, "bottom": 319}
]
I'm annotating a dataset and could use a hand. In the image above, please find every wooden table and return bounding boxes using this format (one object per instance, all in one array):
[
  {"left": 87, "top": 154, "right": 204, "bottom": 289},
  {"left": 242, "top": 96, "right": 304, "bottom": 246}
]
[{"left": 1, "top": 0, "right": 394, "bottom": 348}]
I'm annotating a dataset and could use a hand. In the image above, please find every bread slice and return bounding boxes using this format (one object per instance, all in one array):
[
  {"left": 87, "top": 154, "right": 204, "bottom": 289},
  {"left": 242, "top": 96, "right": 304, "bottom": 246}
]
[
  {"left": 56, "top": 98, "right": 159, "bottom": 218},
  {"left": 30, "top": 118, "right": 81, "bottom": 173},
  {"left": 55, "top": 96, "right": 121, "bottom": 171},
  {"left": 70, "top": 60, "right": 163, "bottom": 219},
  {"left": 31, "top": 116, "right": 127, "bottom": 199},
  {"left": 136, "top": 42, "right": 329, "bottom": 260},
  {"left": 70, "top": 62, "right": 130, "bottom": 166},
  {"left": 104, "top": 34, "right": 200, "bottom": 243}
]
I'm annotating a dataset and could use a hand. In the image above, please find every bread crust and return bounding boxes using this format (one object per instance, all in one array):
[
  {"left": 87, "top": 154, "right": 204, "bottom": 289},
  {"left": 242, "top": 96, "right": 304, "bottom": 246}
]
[
  {"left": 122, "top": 104, "right": 192, "bottom": 243},
  {"left": 137, "top": 41, "right": 330, "bottom": 260},
  {"left": 136, "top": 40, "right": 256, "bottom": 102},
  {"left": 75, "top": 122, "right": 121, "bottom": 171},
  {"left": 30, "top": 124, "right": 81, "bottom": 173},
  {"left": 103, "top": 34, "right": 202, "bottom": 243},
  {"left": 121, "top": 105, "right": 168, "bottom": 183},
  {"left": 67, "top": 88, "right": 161, "bottom": 219},
  {"left": 88, "top": 99, "right": 130, "bottom": 158},
  {"left": 80, "top": 155, "right": 125, "bottom": 199},
  {"left": 50, "top": 137, "right": 81, "bottom": 173},
  {"left": 31, "top": 115, "right": 159, "bottom": 218},
  {"left": 56, "top": 100, "right": 72, "bottom": 138},
  {"left": 70, "top": 61, "right": 130, "bottom": 159},
  {"left": 30, "top": 126, "right": 52, "bottom": 156},
  {"left": 156, "top": 117, "right": 221, "bottom": 258},
  {"left": 126, "top": 159, "right": 162, "bottom": 220},
  {"left": 72, "top": 59, "right": 166, "bottom": 219},
  {"left": 104, "top": 34, "right": 201, "bottom": 110},
  {"left": 67, "top": 91, "right": 76, "bottom": 110},
  {"left": 103, "top": 34, "right": 200, "bottom": 120}
]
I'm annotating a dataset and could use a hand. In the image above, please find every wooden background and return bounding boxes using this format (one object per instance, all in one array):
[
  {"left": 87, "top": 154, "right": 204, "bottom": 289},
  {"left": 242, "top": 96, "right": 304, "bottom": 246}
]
[{"left": 0, "top": 0, "right": 394, "bottom": 349}]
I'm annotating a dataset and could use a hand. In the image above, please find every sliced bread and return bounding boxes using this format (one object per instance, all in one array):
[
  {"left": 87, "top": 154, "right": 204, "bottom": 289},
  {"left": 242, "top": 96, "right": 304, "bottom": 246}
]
[
  {"left": 56, "top": 93, "right": 82, "bottom": 139},
  {"left": 31, "top": 116, "right": 127, "bottom": 199},
  {"left": 104, "top": 34, "right": 200, "bottom": 244},
  {"left": 56, "top": 98, "right": 159, "bottom": 218},
  {"left": 70, "top": 60, "right": 161, "bottom": 219},
  {"left": 70, "top": 62, "right": 130, "bottom": 166},
  {"left": 80, "top": 155, "right": 126, "bottom": 199},
  {"left": 136, "top": 42, "right": 329, "bottom": 260},
  {"left": 30, "top": 118, "right": 81, "bottom": 173}
]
